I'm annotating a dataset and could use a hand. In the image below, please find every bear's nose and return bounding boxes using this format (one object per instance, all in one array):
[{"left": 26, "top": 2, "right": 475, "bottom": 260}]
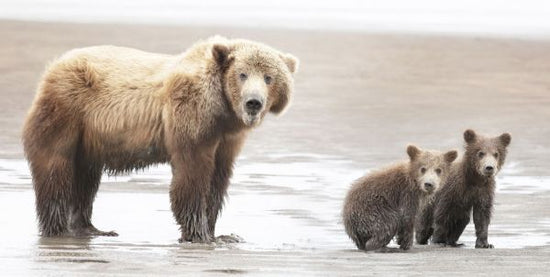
[
  {"left": 485, "top": 166, "right": 494, "bottom": 172},
  {"left": 245, "top": 97, "right": 263, "bottom": 114},
  {"left": 424, "top": 182, "right": 434, "bottom": 190}
]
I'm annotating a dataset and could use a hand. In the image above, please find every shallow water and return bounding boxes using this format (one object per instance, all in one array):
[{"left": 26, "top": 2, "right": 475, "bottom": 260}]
[{"left": 2, "top": 156, "right": 549, "bottom": 258}]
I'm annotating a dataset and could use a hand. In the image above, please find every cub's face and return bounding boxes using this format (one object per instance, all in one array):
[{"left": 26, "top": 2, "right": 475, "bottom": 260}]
[
  {"left": 463, "top": 129, "right": 511, "bottom": 178},
  {"left": 212, "top": 42, "right": 298, "bottom": 127},
  {"left": 407, "top": 145, "right": 458, "bottom": 194}
]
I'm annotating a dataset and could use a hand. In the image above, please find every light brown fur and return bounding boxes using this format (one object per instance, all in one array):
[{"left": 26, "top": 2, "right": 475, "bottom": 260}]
[
  {"left": 22, "top": 36, "right": 299, "bottom": 242},
  {"left": 343, "top": 145, "right": 457, "bottom": 251}
]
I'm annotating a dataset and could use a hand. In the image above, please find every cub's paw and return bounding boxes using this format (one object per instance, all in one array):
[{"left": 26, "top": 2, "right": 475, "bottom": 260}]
[
  {"left": 445, "top": 242, "right": 465, "bottom": 248},
  {"left": 376, "top": 246, "right": 404, "bottom": 253},
  {"left": 416, "top": 238, "right": 429, "bottom": 245},
  {"left": 398, "top": 240, "right": 412, "bottom": 250},
  {"left": 399, "top": 245, "right": 411, "bottom": 251}
]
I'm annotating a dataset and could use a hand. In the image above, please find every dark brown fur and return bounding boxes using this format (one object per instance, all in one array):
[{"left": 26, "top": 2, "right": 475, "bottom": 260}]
[
  {"left": 343, "top": 145, "right": 457, "bottom": 251},
  {"left": 415, "top": 129, "right": 511, "bottom": 248}
]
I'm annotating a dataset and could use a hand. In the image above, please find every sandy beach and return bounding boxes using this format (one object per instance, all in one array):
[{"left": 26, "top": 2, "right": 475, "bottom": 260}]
[{"left": 1, "top": 19, "right": 550, "bottom": 275}]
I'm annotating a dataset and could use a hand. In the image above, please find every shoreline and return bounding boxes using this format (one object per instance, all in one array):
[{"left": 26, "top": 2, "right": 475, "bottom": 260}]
[{"left": 3, "top": 18, "right": 550, "bottom": 42}]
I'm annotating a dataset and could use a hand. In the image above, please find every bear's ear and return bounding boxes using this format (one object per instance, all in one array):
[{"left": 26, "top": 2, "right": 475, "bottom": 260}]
[
  {"left": 407, "top": 145, "right": 421, "bottom": 161},
  {"left": 212, "top": 44, "right": 232, "bottom": 68},
  {"left": 444, "top": 150, "right": 458, "bottom": 164},
  {"left": 464, "top": 129, "right": 477, "bottom": 144},
  {"left": 499, "top": 133, "right": 511, "bottom": 147},
  {"left": 279, "top": 53, "right": 299, "bottom": 74}
]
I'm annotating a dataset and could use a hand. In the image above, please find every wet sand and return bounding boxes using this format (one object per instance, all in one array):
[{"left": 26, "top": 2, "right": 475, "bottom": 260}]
[{"left": 1, "top": 20, "right": 550, "bottom": 275}]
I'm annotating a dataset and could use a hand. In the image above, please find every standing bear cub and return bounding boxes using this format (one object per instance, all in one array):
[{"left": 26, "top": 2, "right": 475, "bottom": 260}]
[
  {"left": 343, "top": 145, "right": 457, "bottom": 251},
  {"left": 415, "top": 130, "right": 511, "bottom": 248},
  {"left": 22, "top": 36, "right": 298, "bottom": 242}
]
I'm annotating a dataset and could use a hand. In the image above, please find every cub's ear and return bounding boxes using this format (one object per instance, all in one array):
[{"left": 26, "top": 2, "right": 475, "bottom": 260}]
[
  {"left": 407, "top": 145, "right": 421, "bottom": 161},
  {"left": 464, "top": 129, "right": 477, "bottom": 144},
  {"left": 444, "top": 150, "right": 458, "bottom": 164},
  {"left": 279, "top": 53, "right": 299, "bottom": 74},
  {"left": 212, "top": 44, "right": 232, "bottom": 68},
  {"left": 499, "top": 133, "right": 511, "bottom": 147}
]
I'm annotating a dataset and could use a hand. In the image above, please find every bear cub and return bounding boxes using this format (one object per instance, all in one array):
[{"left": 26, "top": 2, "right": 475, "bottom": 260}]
[
  {"left": 343, "top": 145, "right": 457, "bottom": 251},
  {"left": 415, "top": 129, "right": 511, "bottom": 248}
]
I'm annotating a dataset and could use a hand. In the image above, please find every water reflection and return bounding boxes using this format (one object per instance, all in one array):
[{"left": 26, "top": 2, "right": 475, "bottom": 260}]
[{"left": 0, "top": 156, "right": 549, "bottom": 274}]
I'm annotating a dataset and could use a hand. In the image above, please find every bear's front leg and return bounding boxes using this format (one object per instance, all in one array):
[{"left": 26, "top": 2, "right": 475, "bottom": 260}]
[
  {"left": 207, "top": 133, "right": 245, "bottom": 239},
  {"left": 170, "top": 145, "right": 217, "bottom": 243},
  {"left": 415, "top": 202, "right": 435, "bottom": 245},
  {"left": 432, "top": 201, "right": 457, "bottom": 245},
  {"left": 473, "top": 198, "right": 494, "bottom": 249},
  {"left": 397, "top": 204, "right": 417, "bottom": 250}
]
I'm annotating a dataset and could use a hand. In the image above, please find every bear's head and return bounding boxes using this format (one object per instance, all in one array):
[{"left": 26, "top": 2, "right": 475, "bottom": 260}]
[
  {"left": 463, "top": 129, "right": 511, "bottom": 178},
  {"left": 211, "top": 38, "right": 299, "bottom": 127},
  {"left": 407, "top": 145, "right": 458, "bottom": 194}
]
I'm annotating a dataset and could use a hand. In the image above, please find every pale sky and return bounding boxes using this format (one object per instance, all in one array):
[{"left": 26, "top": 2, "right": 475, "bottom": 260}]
[{"left": 0, "top": 0, "right": 549, "bottom": 36}]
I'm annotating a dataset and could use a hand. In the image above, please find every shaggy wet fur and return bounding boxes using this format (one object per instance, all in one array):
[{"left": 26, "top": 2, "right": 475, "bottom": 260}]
[
  {"left": 415, "top": 130, "right": 511, "bottom": 248},
  {"left": 22, "top": 36, "right": 299, "bottom": 242},
  {"left": 343, "top": 145, "right": 457, "bottom": 251}
]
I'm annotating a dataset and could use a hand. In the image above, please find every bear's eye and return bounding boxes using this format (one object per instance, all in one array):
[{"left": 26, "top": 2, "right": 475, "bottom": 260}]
[
  {"left": 239, "top": 73, "right": 247, "bottom": 81},
  {"left": 435, "top": 168, "right": 442, "bottom": 175},
  {"left": 420, "top": 167, "right": 426, "bottom": 174},
  {"left": 264, "top": 75, "right": 272, "bottom": 85},
  {"left": 494, "top": 152, "right": 499, "bottom": 158},
  {"left": 478, "top": 151, "right": 485, "bottom": 158}
]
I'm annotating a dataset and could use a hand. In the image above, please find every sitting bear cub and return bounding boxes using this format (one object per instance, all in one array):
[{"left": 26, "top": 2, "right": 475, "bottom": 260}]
[
  {"left": 343, "top": 145, "right": 457, "bottom": 251},
  {"left": 415, "top": 129, "right": 511, "bottom": 248}
]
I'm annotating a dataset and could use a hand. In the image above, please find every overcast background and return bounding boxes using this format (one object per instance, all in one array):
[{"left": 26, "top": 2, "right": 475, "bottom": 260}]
[{"left": 0, "top": 0, "right": 549, "bottom": 37}]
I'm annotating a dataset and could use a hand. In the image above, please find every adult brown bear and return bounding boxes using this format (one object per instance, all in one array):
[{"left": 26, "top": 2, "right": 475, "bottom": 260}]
[{"left": 22, "top": 36, "right": 299, "bottom": 243}]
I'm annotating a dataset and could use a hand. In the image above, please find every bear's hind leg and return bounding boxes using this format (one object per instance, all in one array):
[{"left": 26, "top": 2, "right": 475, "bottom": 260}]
[
  {"left": 363, "top": 234, "right": 394, "bottom": 252},
  {"left": 69, "top": 158, "right": 117, "bottom": 237},
  {"left": 30, "top": 156, "right": 74, "bottom": 237}
]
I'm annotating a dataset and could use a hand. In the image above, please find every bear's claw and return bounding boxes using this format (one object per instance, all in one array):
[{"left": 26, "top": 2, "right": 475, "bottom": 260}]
[
  {"left": 216, "top": 234, "right": 245, "bottom": 244},
  {"left": 72, "top": 226, "right": 118, "bottom": 237}
]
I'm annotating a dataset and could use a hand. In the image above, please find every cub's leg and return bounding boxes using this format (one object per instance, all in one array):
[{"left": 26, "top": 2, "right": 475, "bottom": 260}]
[
  {"left": 415, "top": 201, "right": 434, "bottom": 245},
  {"left": 364, "top": 231, "right": 397, "bottom": 252},
  {"left": 364, "top": 212, "right": 399, "bottom": 251},
  {"left": 473, "top": 198, "right": 494, "bottom": 248},
  {"left": 397, "top": 200, "right": 418, "bottom": 250},
  {"left": 445, "top": 213, "right": 470, "bottom": 247}
]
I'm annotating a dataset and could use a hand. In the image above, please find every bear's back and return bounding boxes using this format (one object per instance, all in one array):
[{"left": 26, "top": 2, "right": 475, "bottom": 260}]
[{"left": 344, "top": 163, "right": 409, "bottom": 214}]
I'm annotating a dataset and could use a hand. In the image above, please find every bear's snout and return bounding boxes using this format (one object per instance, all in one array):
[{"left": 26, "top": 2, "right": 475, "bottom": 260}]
[
  {"left": 244, "top": 94, "right": 264, "bottom": 115},
  {"left": 424, "top": 182, "right": 434, "bottom": 191},
  {"left": 484, "top": 166, "right": 494, "bottom": 175},
  {"left": 479, "top": 156, "right": 498, "bottom": 177}
]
